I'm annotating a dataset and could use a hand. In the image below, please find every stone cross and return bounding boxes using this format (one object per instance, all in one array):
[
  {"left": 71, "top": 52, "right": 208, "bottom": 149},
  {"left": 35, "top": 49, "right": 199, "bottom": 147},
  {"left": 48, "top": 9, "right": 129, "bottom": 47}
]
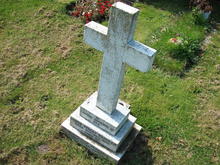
[
  {"left": 62, "top": 2, "right": 158, "bottom": 162},
  {"left": 84, "top": 2, "right": 156, "bottom": 115}
]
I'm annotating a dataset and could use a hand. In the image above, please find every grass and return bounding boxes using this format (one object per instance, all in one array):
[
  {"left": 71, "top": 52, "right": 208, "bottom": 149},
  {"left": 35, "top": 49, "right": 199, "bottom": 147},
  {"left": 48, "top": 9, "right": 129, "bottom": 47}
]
[
  {"left": 0, "top": 0, "right": 220, "bottom": 164},
  {"left": 134, "top": 2, "right": 206, "bottom": 75}
]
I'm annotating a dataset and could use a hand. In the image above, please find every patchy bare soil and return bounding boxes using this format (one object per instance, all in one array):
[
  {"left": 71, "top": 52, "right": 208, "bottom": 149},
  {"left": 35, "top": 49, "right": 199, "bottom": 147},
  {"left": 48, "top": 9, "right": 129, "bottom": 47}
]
[{"left": 0, "top": 0, "right": 219, "bottom": 165}]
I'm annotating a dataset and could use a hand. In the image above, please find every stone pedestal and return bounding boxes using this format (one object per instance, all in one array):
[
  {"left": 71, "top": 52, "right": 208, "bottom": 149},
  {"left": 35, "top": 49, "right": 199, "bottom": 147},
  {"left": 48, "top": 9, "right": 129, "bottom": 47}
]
[{"left": 61, "top": 92, "right": 142, "bottom": 163}]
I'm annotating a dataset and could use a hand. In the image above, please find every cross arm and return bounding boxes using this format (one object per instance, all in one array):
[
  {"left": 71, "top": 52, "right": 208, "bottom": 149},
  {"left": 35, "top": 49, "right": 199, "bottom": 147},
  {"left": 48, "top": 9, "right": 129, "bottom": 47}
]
[
  {"left": 84, "top": 21, "right": 108, "bottom": 52},
  {"left": 124, "top": 40, "right": 157, "bottom": 72}
]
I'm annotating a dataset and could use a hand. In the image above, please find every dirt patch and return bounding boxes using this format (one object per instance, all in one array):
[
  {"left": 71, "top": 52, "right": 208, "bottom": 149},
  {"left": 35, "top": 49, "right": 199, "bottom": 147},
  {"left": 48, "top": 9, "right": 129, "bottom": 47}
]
[
  {"left": 9, "top": 105, "right": 25, "bottom": 114},
  {"left": 37, "top": 144, "right": 50, "bottom": 154},
  {"left": 56, "top": 43, "right": 72, "bottom": 59},
  {"left": 198, "top": 109, "right": 220, "bottom": 130},
  {"left": 34, "top": 7, "right": 57, "bottom": 18},
  {"left": 0, "top": 148, "right": 29, "bottom": 165}
]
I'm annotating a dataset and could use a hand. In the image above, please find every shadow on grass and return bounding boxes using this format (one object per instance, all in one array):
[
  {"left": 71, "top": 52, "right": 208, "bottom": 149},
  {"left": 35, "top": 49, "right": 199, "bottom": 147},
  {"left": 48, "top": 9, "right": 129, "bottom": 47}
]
[
  {"left": 211, "top": 0, "right": 220, "bottom": 23},
  {"left": 142, "top": 0, "right": 220, "bottom": 23},
  {"left": 119, "top": 132, "right": 153, "bottom": 165},
  {"left": 140, "top": 0, "right": 190, "bottom": 14}
]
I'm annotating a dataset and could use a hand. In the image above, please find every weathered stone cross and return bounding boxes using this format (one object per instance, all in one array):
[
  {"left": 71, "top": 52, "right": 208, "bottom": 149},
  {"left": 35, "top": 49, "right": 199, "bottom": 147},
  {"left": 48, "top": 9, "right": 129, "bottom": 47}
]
[
  {"left": 84, "top": 2, "right": 157, "bottom": 115},
  {"left": 62, "top": 2, "right": 158, "bottom": 162}
]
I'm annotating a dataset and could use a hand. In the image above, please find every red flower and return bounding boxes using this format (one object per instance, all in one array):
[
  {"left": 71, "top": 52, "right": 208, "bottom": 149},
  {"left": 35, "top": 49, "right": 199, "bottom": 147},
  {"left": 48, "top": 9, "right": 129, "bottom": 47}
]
[
  {"left": 99, "top": 9, "right": 105, "bottom": 15},
  {"left": 101, "top": 5, "right": 106, "bottom": 9},
  {"left": 84, "top": 12, "right": 93, "bottom": 23}
]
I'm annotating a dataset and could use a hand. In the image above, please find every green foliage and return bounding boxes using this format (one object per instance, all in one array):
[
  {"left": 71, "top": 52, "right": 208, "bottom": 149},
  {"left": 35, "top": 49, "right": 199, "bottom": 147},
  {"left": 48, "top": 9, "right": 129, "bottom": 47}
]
[
  {"left": 134, "top": 3, "right": 206, "bottom": 74},
  {"left": 169, "top": 37, "right": 202, "bottom": 65},
  {"left": 192, "top": 7, "right": 208, "bottom": 25}
]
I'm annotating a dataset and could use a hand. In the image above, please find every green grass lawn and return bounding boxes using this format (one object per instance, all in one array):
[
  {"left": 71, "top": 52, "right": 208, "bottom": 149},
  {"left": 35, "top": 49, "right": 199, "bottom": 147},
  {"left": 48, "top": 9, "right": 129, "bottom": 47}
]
[{"left": 0, "top": 0, "right": 219, "bottom": 164}]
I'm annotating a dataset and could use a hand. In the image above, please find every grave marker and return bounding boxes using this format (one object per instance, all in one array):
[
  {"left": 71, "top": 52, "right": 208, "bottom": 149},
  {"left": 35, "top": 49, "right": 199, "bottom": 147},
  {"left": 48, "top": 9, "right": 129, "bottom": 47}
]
[{"left": 61, "top": 2, "right": 157, "bottom": 163}]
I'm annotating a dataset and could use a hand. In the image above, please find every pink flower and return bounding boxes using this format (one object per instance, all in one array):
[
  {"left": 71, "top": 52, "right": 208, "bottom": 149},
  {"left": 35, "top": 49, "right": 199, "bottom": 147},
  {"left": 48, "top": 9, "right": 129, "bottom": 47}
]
[
  {"left": 169, "top": 37, "right": 183, "bottom": 44},
  {"left": 170, "top": 38, "right": 178, "bottom": 43}
]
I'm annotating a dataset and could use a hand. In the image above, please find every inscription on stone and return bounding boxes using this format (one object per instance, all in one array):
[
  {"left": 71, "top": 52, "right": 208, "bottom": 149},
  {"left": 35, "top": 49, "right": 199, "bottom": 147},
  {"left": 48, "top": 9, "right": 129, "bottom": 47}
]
[
  {"left": 81, "top": 110, "right": 94, "bottom": 120},
  {"left": 63, "top": 124, "right": 110, "bottom": 159},
  {"left": 71, "top": 119, "right": 118, "bottom": 151},
  {"left": 80, "top": 108, "right": 115, "bottom": 132}
]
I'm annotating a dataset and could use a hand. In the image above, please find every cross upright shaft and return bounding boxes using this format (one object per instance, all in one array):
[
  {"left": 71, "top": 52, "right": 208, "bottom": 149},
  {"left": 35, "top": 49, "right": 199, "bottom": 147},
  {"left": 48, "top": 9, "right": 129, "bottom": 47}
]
[{"left": 84, "top": 2, "right": 157, "bottom": 114}]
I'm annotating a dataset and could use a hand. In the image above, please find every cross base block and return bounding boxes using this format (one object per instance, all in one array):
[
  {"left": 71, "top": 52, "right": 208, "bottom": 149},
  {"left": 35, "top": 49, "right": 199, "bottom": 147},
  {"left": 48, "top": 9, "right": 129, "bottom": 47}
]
[
  {"left": 70, "top": 108, "right": 136, "bottom": 152},
  {"left": 80, "top": 92, "right": 130, "bottom": 136},
  {"left": 61, "top": 117, "right": 142, "bottom": 164}
]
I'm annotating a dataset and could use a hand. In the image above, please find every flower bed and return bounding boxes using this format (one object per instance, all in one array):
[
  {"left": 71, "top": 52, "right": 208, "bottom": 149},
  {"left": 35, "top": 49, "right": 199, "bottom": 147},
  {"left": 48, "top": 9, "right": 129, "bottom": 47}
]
[
  {"left": 66, "top": 0, "right": 113, "bottom": 23},
  {"left": 168, "top": 36, "right": 202, "bottom": 66},
  {"left": 66, "top": 0, "right": 134, "bottom": 23}
]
